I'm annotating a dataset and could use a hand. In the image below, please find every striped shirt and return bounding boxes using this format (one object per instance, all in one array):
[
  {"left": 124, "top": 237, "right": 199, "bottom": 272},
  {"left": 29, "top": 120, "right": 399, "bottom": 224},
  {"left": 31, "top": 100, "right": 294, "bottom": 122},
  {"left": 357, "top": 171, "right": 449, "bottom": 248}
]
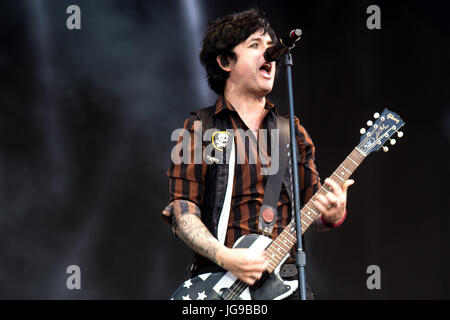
[{"left": 162, "top": 96, "right": 328, "bottom": 271}]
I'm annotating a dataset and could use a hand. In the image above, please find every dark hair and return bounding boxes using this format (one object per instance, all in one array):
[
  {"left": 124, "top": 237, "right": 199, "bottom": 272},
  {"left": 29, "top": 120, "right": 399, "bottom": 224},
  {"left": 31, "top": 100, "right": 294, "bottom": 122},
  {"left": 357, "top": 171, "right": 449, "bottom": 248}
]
[{"left": 199, "top": 8, "right": 277, "bottom": 95}]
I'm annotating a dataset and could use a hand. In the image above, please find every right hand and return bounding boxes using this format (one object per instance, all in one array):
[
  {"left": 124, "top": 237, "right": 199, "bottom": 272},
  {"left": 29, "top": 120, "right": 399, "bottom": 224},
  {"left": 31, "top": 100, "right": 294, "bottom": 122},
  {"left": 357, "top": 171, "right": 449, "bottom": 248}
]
[{"left": 217, "top": 247, "right": 268, "bottom": 285}]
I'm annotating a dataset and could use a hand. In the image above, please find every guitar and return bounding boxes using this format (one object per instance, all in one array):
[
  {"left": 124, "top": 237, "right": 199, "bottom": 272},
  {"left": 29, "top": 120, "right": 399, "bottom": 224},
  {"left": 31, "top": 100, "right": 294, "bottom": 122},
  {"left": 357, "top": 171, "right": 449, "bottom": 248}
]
[{"left": 170, "top": 108, "right": 405, "bottom": 300}]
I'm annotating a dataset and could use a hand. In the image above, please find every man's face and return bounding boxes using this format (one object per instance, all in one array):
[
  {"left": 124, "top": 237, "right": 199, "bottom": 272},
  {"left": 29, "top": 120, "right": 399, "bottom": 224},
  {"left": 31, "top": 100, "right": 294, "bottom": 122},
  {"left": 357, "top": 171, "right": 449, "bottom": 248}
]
[{"left": 222, "top": 29, "right": 276, "bottom": 97}]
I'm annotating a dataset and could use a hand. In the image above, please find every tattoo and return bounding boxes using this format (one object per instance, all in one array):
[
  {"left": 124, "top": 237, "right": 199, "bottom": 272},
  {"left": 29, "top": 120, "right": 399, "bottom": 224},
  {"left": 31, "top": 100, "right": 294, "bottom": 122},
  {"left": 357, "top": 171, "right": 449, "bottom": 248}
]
[{"left": 172, "top": 214, "right": 221, "bottom": 265}]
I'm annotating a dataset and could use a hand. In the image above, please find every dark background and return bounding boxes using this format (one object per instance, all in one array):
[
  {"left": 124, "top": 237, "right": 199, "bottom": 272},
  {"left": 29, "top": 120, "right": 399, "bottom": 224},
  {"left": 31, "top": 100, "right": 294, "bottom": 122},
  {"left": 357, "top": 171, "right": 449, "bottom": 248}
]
[{"left": 0, "top": 0, "right": 449, "bottom": 299}]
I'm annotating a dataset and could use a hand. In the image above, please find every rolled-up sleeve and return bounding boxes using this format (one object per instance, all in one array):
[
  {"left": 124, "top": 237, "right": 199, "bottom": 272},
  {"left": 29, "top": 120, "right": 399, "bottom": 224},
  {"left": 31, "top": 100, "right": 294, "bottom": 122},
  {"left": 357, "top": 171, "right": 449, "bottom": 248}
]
[
  {"left": 294, "top": 117, "right": 334, "bottom": 231},
  {"left": 294, "top": 116, "right": 321, "bottom": 204}
]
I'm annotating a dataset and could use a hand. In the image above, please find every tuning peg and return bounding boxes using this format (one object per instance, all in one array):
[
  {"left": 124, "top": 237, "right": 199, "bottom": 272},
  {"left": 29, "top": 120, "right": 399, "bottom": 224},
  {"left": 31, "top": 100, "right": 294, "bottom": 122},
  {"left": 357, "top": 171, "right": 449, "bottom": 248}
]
[
  {"left": 374, "top": 112, "right": 380, "bottom": 119},
  {"left": 382, "top": 146, "right": 389, "bottom": 152},
  {"left": 397, "top": 131, "right": 404, "bottom": 138},
  {"left": 360, "top": 128, "right": 366, "bottom": 134},
  {"left": 390, "top": 139, "right": 396, "bottom": 145},
  {"left": 367, "top": 120, "right": 373, "bottom": 126}
]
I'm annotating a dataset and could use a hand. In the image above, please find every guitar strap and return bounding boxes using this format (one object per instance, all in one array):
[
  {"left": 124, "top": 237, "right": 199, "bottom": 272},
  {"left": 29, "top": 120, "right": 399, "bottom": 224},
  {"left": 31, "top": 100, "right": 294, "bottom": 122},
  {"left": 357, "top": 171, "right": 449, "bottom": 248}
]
[
  {"left": 216, "top": 115, "right": 290, "bottom": 243},
  {"left": 217, "top": 138, "right": 235, "bottom": 245},
  {"left": 258, "top": 116, "right": 290, "bottom": 237}
]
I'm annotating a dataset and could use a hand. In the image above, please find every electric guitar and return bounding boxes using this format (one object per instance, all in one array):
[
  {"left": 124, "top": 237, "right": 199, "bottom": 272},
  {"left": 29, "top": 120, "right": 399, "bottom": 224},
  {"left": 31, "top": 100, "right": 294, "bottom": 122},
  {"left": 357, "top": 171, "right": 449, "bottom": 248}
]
[{"left": 170, "top": 108, "right": 405, "bottom": 300}]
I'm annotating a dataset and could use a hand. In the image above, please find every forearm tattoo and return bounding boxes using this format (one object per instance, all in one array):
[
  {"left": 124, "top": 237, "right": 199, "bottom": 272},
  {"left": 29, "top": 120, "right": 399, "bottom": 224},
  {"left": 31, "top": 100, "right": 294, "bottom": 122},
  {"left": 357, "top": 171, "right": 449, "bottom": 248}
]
[{"left": 172, "top": 214, "right": 221, "bottom": 265}]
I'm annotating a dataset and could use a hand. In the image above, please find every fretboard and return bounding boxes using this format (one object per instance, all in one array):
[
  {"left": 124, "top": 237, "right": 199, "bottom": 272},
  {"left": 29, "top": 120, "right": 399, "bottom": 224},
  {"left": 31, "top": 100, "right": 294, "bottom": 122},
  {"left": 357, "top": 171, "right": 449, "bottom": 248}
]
[{"left": 265, "top": 147, "right": 366, "bottom": 273}]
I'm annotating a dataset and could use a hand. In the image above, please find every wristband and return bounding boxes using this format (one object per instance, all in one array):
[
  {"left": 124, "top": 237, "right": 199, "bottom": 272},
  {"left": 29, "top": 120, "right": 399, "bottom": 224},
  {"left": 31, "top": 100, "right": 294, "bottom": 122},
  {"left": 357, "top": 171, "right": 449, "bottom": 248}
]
[{"left": 320, "top": 209, "right": 347, "bottom": 228}]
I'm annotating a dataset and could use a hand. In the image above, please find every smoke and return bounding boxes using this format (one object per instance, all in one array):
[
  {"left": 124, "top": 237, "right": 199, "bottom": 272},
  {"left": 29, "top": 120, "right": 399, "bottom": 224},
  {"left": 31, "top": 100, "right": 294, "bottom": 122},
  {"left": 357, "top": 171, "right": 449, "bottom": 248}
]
[{"left": 0, "top": 0, "right": 210, "bottom": 298}]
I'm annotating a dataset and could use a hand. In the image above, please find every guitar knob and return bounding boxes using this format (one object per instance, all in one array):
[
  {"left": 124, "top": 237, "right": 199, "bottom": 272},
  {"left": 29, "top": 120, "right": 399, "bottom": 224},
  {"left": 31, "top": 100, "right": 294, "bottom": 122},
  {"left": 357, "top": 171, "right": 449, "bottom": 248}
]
[
  {"left": 397, "top": 131, "right": 404, "bottom": 138},
  {"left": 367, "top": 120, "right": 373, "bottom": 126},
  {"left": 374, "top": 112, "right": 380, "bottom": 119},
  {"left": 390, "top": 139, "right": 396, "bottom": 145},
  {"left": 360, "top": 128, "right": 366, "bottom": 134},
  {"left": 382, "top": 146, "right": 389, "bottom": 152}
]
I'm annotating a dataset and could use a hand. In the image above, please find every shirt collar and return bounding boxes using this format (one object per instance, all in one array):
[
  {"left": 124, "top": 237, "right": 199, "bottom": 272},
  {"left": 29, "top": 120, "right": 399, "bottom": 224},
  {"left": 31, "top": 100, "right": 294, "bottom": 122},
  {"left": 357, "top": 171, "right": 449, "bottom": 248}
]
[{"left": 214, "top": 95, "right": 278, "bottom": 116}]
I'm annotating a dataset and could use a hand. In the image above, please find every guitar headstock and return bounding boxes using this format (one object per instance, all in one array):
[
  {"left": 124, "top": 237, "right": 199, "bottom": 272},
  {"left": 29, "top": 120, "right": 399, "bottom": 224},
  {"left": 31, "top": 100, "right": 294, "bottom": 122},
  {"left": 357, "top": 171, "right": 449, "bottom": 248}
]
[{"left": 357, "top": 108, "right": 405, "bottom": 156}]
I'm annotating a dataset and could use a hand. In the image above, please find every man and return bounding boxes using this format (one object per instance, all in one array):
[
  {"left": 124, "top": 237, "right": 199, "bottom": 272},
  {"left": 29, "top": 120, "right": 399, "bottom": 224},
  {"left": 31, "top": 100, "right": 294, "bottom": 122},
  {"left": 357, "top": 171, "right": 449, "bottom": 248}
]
[{"left": 162, "top": 8, "right": 353, "bottom": 299}]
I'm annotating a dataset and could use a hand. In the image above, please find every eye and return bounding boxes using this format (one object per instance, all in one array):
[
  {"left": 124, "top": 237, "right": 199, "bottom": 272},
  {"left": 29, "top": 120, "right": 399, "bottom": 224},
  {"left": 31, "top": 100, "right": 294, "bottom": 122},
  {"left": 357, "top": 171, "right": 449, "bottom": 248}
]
[{"left": 249, "top": 42, "right": 258, "bottom": 48}]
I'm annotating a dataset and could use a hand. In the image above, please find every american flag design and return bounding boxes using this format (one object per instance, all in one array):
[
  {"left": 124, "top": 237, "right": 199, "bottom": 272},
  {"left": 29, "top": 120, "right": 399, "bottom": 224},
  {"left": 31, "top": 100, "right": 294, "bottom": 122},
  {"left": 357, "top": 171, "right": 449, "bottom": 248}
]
[
  {"left": 170, "top": 272, "right": 224, "bottom": 300},
  {"left": 170, "top": 234, "right": 298, "bottom": 300}
]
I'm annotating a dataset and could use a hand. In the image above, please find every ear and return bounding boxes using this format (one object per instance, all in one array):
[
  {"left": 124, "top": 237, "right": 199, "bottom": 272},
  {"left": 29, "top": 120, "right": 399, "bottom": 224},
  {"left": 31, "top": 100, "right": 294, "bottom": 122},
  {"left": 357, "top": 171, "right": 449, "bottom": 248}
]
[{"left": 216, "top": 55, "right": 231, "bottom": 72}]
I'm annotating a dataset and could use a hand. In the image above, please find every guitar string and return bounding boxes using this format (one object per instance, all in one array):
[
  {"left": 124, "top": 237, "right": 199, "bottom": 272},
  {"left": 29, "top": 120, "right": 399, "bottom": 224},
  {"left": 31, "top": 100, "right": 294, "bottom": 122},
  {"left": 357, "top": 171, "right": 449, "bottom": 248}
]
[
  {"left": 224, "top": 142, "right": 292, "bottom": 300},
  {"left": 226, "top": 150, "right": 365, "bottom": 299},
  {"left": 181, "top": 123, "right": 395, "bottom": 299},
  {"left": 240, "top": 118, "right": 390, "bottom": 291},
  {"left": 223, "top": 149, "right": 365, "bottom": 299}
]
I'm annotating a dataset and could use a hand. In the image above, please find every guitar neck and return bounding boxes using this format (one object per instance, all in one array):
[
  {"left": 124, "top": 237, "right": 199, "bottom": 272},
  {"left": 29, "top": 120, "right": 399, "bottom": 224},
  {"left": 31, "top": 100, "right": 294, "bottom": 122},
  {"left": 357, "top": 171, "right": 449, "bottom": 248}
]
[{"left": 265, "top": 147, "right": 366, "bottom": 273}]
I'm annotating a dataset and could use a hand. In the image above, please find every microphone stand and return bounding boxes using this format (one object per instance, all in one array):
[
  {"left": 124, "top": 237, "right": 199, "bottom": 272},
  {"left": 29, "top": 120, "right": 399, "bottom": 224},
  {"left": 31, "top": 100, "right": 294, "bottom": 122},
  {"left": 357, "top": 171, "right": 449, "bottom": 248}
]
[{"left": 284, "top": 49, "right": 307, "bottom": 300}]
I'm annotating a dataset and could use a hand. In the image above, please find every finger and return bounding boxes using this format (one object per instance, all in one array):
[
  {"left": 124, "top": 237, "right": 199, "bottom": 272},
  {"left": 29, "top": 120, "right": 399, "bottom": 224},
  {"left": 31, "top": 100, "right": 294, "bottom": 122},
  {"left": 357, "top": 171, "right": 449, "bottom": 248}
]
[
  {"left": 245, "top": 272, "right": 263, "bottom": 285},
  {"left": 252, "top": 272, "right": 263, "bottom": 280},
  {"left": 342, "top": 179, "right": 355, "bottom": 193},
  {"left": 324, "top": 178, "right": 340, "bottom": 194},
  {"left": 315, "top": 194, "right": 329, "bottom": 208},
  {"left": 313, "top": 198, "right": 329, "bottom": 214},
  {"left": 253, "top": 270, "right": 264, "bottom": 281},
  {"left": 244, "top": 276, "right": 255, "bottom": 285},
  {"left": 325, "top": 192, "right": 338, "bottom": 206},
  {"left": 243, "top": 263, "right": 266, "bottom": 273},
  {"left": 249, "top": 261, "right": 268, "bottom": 273},
  {"left": 248, "top": 250, "right": 266, "bottom": 264},
  {"left": 243, "top": 253, "right": 267, "bottom": 272}
]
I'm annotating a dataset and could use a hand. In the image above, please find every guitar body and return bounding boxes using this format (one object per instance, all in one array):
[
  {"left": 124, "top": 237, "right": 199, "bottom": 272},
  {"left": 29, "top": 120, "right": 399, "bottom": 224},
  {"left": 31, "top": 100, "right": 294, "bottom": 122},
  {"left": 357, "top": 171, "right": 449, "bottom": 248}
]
[
  {"left": 169, "top": 109, "right": 405, "bottom": 301},
  {"left": 170, "top": 234, "right": 298, "bottom": 300}
]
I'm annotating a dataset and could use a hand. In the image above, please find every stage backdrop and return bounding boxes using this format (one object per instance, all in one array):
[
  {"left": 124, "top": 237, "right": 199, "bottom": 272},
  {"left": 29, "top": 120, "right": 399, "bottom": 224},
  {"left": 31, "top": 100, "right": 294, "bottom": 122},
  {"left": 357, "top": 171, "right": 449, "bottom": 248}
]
[{"left": 0, "top": 0, "right": 449, "bottom": 299}]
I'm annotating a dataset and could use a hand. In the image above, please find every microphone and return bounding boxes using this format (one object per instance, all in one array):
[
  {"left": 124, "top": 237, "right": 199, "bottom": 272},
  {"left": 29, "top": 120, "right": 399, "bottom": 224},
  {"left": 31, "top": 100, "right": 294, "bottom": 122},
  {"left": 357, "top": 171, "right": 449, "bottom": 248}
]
[{"left": 264, "top": 29, "right": 302, "bottom": 62}]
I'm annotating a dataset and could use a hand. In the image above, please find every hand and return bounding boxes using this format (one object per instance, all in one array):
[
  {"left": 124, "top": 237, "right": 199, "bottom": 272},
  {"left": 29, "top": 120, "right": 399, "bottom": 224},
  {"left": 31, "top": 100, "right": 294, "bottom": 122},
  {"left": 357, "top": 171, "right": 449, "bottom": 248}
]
[
  {"left": 217, "top": 247, "right": 268, "bottom": 285},
  {"left": 314, "top": 178, "right": 354, "bottom": 225}
]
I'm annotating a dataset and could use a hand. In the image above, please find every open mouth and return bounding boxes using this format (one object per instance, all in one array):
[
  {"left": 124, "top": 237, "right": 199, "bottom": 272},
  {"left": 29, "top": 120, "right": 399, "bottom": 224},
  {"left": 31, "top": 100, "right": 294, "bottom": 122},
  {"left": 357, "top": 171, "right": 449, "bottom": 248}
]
[{"left": 259, "top": 62, "right": 272, "bottom": 77}]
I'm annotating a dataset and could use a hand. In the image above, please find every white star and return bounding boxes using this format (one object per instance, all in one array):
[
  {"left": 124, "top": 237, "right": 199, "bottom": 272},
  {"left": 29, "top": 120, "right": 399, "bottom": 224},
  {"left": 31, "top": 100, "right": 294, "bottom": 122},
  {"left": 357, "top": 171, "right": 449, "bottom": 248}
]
[
  {"left": 183, "top": 279, "right": 193, "bottom": 289},
  {"left": 182, "top": 294, "right": 191, "bottom": 300},
  {"left": 198, "top": 273, "right": 211, "bottom": 281},
  {"left": 197, "top": 291, "right": 207, "bottom": 300}
]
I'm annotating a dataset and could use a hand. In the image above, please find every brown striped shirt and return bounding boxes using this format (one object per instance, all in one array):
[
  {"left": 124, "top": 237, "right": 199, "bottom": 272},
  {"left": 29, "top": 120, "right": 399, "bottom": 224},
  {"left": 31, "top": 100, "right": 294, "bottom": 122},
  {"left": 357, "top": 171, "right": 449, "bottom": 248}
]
[{"left": 162, "top": 96, "right": 328, "bottom": 270}]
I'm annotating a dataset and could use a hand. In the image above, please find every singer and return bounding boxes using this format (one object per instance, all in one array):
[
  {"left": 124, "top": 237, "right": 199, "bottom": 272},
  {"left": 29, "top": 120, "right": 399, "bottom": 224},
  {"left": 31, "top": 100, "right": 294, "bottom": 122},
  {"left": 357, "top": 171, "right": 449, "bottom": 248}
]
[{"left": 161, "top": 8, "right": 354, "bottom": 300}]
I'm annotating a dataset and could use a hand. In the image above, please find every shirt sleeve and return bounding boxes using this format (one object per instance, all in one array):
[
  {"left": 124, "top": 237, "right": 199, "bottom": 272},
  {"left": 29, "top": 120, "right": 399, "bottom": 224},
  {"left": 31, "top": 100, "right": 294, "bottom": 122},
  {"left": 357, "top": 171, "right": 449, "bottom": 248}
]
[
  {"left": 294, "top": 117, "right": 337, "bottom": 231},
  {"left": 294, "top": 116, "right": 321, "bottom": 204},
  {"left": 161, "top": 113, "right": 207, "bottom": 225}
]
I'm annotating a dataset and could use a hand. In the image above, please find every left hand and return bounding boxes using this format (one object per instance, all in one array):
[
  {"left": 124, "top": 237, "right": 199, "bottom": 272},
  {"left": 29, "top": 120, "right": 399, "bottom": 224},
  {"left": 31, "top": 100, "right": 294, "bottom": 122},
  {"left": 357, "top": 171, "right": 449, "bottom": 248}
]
[{"left": 313, "top": 178, "right": 354, "bottom": 225}]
